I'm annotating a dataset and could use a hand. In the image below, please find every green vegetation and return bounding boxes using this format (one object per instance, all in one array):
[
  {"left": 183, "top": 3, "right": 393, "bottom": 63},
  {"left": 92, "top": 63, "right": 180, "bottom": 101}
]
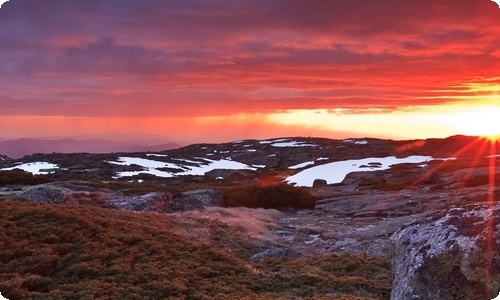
[
  {"left": 223, "top": 184, "right": 317, "bottom": 209},
  {"left": 0, "top": 199, "right": 391, "bottom": 299}
]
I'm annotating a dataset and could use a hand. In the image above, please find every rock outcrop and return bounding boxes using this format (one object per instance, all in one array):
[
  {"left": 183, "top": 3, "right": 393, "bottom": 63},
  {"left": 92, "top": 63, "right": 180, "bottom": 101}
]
[
  {"left": 19, "top": 186, "right": 68, "bottom": 204},
  {"left": 180, "top": 189, "right": 223, "bottom": 207},
  {"left": 0, "top": 154, "right": 11, "bottom": 164},
  {"left": 391, "top": 202, "right": 500, "bottom": 300}
]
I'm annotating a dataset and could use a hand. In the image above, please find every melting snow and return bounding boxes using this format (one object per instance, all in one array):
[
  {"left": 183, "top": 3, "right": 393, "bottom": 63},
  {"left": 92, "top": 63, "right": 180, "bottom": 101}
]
[
  {"left": 343, "top": 139, "right": 368, "bottom": 145},
  {"left": 289, "top": 161, "right": 316, "bottom": 169},
  {"left": 109, "top": 156, "right": 256, "bottom": 178},
  {"left": 109, "top": 157, "right": 184, "bottom": 170},
  {"left": 286, "top": 155, "right": 438, "bottom": 187},
  {"left": 1, "top": 162, "right": 59, "bottom": 175},
  {"left": 259, "top": 138, "right": 289, "bottom": 144},
  {"left": 271, "top": 141, "right": 317, "bottom": 147},
  {"left": 252, "top": 165, "right": 266, "bottom": 168}
]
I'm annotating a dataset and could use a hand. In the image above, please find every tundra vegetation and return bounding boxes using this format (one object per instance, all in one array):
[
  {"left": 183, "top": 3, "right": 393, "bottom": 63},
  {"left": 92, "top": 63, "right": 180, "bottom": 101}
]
[{"left": 0, "top": 198, "right": 391, "bottom": 300}]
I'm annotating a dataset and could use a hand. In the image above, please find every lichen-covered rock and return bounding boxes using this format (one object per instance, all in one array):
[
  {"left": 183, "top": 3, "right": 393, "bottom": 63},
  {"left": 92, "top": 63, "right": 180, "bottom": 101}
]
[
  {"left": 107, "top": 191, "right": 208, "bottom": 213},
  {"left": 181, "top": 189, "right": 223, "bottom": 207},
  {"left": 390, "top": 203, "right": 500, "bottom": 300},
  {"left": 19, "top": 186, "right": 68, "bottom": 204}
]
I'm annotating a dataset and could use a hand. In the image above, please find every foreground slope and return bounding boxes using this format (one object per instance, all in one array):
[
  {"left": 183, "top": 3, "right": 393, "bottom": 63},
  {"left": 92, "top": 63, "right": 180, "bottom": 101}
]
[{"left": 0, "top": 199, "right": 391, "bottom": 300}]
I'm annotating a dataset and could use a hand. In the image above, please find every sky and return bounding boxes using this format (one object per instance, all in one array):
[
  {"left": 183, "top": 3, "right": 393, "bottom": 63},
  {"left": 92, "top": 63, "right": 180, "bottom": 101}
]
[{"left": 0, "top": 0, "right": 500, "bottom": 143}]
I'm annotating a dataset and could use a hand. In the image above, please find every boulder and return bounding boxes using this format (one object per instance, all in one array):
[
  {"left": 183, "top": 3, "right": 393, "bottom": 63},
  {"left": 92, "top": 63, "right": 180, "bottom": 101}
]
[
  {"left": 312, "top": 179, "right": 328, "bottom": 187},
  {"left": 390, "top": 203, "right": 500, "bottom": 300},
  {"left": 180, "top": 189, "right": 223, "bottom": 207},
  {"left": 109, "top": 192, "right": 204, "bottom": 213},
  {"left": 19, "top": 186, "right": 68, "bottom": 204},
  {"left": 342, "top": 171, "right": 385, "bottom": 186}
]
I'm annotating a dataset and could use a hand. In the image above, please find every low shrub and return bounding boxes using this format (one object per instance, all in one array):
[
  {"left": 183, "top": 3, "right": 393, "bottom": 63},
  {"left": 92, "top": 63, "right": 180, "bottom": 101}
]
[
  {"left": 0, "top": 170, "right": 51, "bottom": 186},
  {"left": 0, "top": 199, "right": 390, "bottom": 300},
  {"left": 223, "top": 183, "right": 316, "bottom": 209}
]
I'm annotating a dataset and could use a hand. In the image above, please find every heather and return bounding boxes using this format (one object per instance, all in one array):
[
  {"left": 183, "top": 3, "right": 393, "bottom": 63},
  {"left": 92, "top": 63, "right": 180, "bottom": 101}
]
[{"left": 0, "top": 199, "right": 391, "bottom": 300}]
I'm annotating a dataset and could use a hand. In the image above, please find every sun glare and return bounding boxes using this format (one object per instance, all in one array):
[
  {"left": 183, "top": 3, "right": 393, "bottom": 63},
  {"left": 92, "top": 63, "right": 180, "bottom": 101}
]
[{"left": 450, "top": 106, "right": 500, "bottom": 139}]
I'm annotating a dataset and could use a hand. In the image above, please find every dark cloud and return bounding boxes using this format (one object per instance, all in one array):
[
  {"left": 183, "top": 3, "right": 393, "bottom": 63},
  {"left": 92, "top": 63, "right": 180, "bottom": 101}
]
[{"left": 0, "top": 0, "right": 499, "bottom": 118}]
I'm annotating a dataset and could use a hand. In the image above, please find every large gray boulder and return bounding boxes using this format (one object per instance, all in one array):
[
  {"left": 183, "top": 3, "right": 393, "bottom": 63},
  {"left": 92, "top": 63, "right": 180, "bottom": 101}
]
[
  {"left": 390, "top": 202, "right": 500, "bottom": 300},
  {"left": 108, "top": 192, "right": 205, "bottom": 213},
  {"left": 180, "top": 189, "right": 223, "bottom": 207},
  {"left": 19, "top": 185, "right": 68, "bottom": 204}
]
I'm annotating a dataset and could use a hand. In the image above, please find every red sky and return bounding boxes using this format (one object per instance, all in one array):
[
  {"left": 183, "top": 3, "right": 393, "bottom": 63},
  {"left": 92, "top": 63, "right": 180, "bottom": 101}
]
[{"left": 0, "top": 0, "right": 499, "bottom": 143}]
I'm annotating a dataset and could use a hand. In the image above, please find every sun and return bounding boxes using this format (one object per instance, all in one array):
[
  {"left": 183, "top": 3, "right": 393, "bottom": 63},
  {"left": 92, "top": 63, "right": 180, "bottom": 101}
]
[{"left": 451, "top": 106, "right": 500, "bottom": 140}]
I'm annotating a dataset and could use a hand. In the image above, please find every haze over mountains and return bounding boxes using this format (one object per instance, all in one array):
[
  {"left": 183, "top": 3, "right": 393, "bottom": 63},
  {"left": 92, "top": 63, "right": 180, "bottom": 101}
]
[{"left": 0, "top": 133, "right": 183, "bottom": 159}]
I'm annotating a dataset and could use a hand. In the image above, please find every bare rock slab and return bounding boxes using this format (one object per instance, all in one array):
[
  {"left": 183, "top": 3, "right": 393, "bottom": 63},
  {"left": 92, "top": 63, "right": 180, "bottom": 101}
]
[{"left": 390, "top": 203, "right": 500, "bottom": 300}]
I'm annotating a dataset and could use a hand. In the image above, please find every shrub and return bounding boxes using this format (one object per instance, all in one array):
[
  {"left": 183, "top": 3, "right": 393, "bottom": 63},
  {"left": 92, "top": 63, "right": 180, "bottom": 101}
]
[
  {"left": 0, "top": 170, "right": 51, "bottom": 186},
  {"left": 223, "top": 184, "right": 316, "bottom": 209},
  {"left": 0, "top": 199, "right": 390, "bottom": 300}
]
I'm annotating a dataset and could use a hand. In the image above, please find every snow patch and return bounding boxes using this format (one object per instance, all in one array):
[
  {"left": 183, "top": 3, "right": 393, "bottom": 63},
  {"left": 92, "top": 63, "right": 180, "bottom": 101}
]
[
  {"left": 1, "top": 162, "right": 59, "bottom": 175},
  {"left": 252, "top": 165, "right": 266, "bottom": 169},
  {"left": 259, "top": 138, "right": 289, "bottom": 144},
  {"left": 109, "top": 156, "right": 255, "bottom": 178},
  {"left": 271, "top": 141, "right": 317, "bottom": 147},
  {"left": 492, "top": 292, "right": 500, "bottom": 300},
  {"left": 343, "top": 139, "right": 368, "bottom": 145},
  {"left": 289, "top": 161, "right": 315, "bottom": 170},
  {"left": 146, "top": 153, "right": 168, "bottom": 157},
  {"left": 286, "top": 155, "right": 439, "bottom": 187},
  {"left": 0, "top": 292, "right": 8, "bottom": 300}
]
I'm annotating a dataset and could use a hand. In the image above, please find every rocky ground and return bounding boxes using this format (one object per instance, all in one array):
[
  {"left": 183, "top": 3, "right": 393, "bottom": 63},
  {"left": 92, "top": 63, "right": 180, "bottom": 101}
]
[{"left": 0, "top": 135, "right": 499, "bottom": 298}]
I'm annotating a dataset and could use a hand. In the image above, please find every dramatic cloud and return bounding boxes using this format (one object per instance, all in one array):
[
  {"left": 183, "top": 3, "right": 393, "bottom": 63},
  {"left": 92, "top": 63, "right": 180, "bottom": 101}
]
[{"left": 0, "top": 0, "right": 499, "bottom": 141}]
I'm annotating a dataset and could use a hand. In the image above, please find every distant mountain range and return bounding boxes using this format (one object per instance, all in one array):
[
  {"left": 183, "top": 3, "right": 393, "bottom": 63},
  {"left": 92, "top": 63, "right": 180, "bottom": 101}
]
[{"left": 0, "top": 138, "right": 182, "bottom": 159}]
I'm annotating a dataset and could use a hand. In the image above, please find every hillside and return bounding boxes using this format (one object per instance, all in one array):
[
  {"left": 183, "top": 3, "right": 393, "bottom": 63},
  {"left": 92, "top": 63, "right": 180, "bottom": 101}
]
[
  {"left": 0, "top": 199, "right": 391, "bottom": 300},
  {"left": 0, "top": 138, "right": 182, "bottom": 159},
  {"left": 0, "top": 135, "right": 499, "bottom": 299}
]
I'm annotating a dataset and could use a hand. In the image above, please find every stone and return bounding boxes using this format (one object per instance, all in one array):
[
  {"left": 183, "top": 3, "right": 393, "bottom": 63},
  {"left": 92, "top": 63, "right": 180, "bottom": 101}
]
[
  {"left": 181, "top": 189, "right": 223, "bottom": 207},
  {"left": 342, "top": 171, "right": 385, "bottom": 186},
  {"left": 19, "top": 186, "right": 68, "bottom": 204},
  {"left": 108, "top": 191, "right": 206, "bottom": 213},
  {"left": 312, "top": 178, "right": 327, "bottom": 187},
  {"left": 390, "top": 203, "right": 500, "bottom": 300}
]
